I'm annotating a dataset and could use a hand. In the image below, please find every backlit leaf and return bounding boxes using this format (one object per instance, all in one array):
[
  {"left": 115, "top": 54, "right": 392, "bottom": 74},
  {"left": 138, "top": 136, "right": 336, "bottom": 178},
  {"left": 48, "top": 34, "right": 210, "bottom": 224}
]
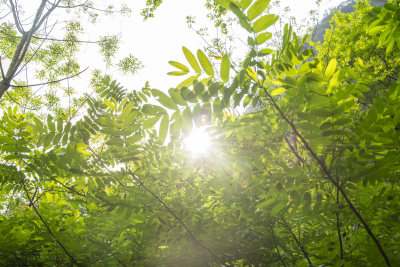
[
  {"left": 152, "top": 89, "right": 178, "bottom": 110},
  {"left": 253, "top": 14, "right": 279, "bottom": 33},
  {"left": 168, "top": 61, "right": 189, "bottom": 72},
  {"left": 159, "top": 114, "right": 169, "bottom": 143},
  {"left": 177, "top": 75, "right": 200, "bottom": 89},
  {"left": 182, "top": 47, "right": 201, "bottom": 73},
  {"left": 197, "top": 50, "right": 214, "bottom": 76},
  {"left": 221, "top": 54, "right": 231, "bottom": 82},
  {"left": 247, "top": 0, "right": 271, "bottom": 21}
]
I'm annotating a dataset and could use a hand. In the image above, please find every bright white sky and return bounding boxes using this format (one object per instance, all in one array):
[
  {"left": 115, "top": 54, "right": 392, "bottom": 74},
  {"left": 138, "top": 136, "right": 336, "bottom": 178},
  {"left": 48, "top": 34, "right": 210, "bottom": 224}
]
[
  {"left": 5, "top": 0, "right": 345, "bottom": 95},
  {"left": 95, "top": 0, "right": 345, "bottom": 91}
]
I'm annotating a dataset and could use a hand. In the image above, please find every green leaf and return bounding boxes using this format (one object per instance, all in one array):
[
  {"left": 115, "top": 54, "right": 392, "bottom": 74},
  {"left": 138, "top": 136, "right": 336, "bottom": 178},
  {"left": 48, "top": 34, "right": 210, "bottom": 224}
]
[
  {"left": 180, "top": 87, "right": 197, "bottom": 102},
  {"left": 168, "top": 61, "right": 190, "bottom": 72},
  {"left": 170, "top": 110, "right": 181, "bottom": 139},
  {"left": 142, "top": 104, "right": 166, "bottom": 115},
  {"left": 57, "top": 118, "right": 63, "bottom": 132},
  {"left": 44, "top": 132, "right": 55, "bottom": 147},
  {"left": 230, "top": 2, "right": 247, "bottom": 20},
  {"left": 259, "top": 48, "right": 273, "bottom": 56},
  {"left": 152, "top": 89, "right": 178, "bottom": 110},
  {"left": 47, "top": 115, "right": 55, "bottom": 132},
  {"left": 177, "top": 75, "right": 200, "bottom": 89},
  {"left": 182, "top": 47, "right": 201, "bottom": 73},
  {"left": 256, "top": 32, "right": 272, "bottom": 45},
  {"left": 159, "top": 114, "right": 169, "bottom": 143},
  {"left": 270, "top": 87, "right": 286, "bottom": 96},
  {"left": 373, "top": 97, "right": 385, "bottom": 114},
  {"left": 247, "top": 0, "right": 271, "bottom": 21},
  {"left": 64, "top": 121, "right": 72, "bottom": 134},
  {"left": 325, "top": 58, "right": 337, "bottom": 80},
  {"left": 248, "top": 37, "right": 256, "bottom": 46},
  {"left": 167, "top": 71, "right": 188, "bottom": 76},
  {"left": 104, "top": 99, "right": 117, "bottom": 111},
  {"left": 239, "top": 0, "right": 252, "bottom": 9},
  {"left": 181, "top": 107, "right": 192, "bottom": 134},
  {"left": 120, "top": 101, "right": 135, "bottom": 121},
  {"left": 197, "top": 50, "right": 214, "bottom": 76},
  {"left": 215, "top": 0, "right": 236, "bottom": 9},
  {"left": 220, "top": 54, "right": 231, "bottom": 82},
  {"left": 53, "top": 133, "right": 62, "bottom": 145},
  {"left": 239, "top": 18, "right": 253, "bottom": 32},
  {"left": 143, "top": 115, "right": 161, "bottom": 129},
  {"left": 253, "top": 14, "right": 279, "bottom": 33},
  {"left": 168, "top": 88, "right": 187, "bottom": 106}
]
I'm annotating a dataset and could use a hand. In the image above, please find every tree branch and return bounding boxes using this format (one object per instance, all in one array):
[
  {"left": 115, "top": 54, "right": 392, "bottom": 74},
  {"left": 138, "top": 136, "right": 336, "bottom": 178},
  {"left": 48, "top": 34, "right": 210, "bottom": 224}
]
[
  {"left": 88, "top": 238, "right": 127, "bottom": 267},
  {"left": 127, "top": 168, "right": 227, "bottom": 266},
  {"left": 265, "top": 90, "right": 391, "bottom": 266},
  {"left": 11, "top": 66, "right": 88, "bottom": 88},
  {"left": 18, "top": 170, "right": 81, "bottom": 266},
  {"left": 280, "top": 219, "right": 313, "bottom": 267}
]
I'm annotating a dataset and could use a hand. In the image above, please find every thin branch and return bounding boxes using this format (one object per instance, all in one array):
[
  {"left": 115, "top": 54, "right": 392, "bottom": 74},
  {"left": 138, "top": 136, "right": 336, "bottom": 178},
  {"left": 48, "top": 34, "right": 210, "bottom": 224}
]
[
  {"left": 280, "top": 219, "right": 313, "bottom": 267},
  {"left": 0, "top": 29, "right": 113, "bottom": 44},
  {"left": 127, "top": 168, "right": 227, "bottom": 266},
  {"left": 9, "top": 0, "right": 25, "bottom": 33},
  {"left": 284, "top": 135, "right": 309, "bottom": 167},
  {"left": 13, "top": 18, "right": 57, "bottom": 78},
  {"left": 264, "top": 90, "right": 391, "bottom": 266},
  {"left": 48, "top": 176, "right": 86, "bottom": 197},
  {"left": 47, "top": 0, "right": 128, "bottom": 14},
  {"left": 0, "top": 57, "right": 5, "bottom": 78},
  {"left": 5, "top": 91, "right": 39, "bottom": 110},
  {"left": 88, "top": 238, "right": 127, "bottom": 267},
  {"left": 33, "top": 0, "right": 61, "bottom": 32},
  {"left": 18, "top": 169, "right": 81, "bottom": 266},
  {"left": 336, "top": 171, "right": 344, "bottom": 262},
  {"left": 11, "top": 66, "right": 88, "bottom": 88},
  {"left": 270, "top": 224, "right": 287, "bottom": 267}
]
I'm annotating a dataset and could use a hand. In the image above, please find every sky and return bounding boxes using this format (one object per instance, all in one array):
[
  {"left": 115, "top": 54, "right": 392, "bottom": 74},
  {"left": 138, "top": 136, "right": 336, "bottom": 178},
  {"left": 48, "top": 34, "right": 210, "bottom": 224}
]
[
  {"left": 3, "top": 0, "right": 346, "bottom": 97},
  {"left": 82, "top": 0, "right": 346, "bottom": 91}
]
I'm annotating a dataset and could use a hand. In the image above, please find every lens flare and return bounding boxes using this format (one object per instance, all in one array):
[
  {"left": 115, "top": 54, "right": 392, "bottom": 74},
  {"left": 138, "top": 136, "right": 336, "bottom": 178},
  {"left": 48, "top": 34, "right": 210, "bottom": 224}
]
[{"left": 184, "top": 127, "right": 211, "bottom": 155}]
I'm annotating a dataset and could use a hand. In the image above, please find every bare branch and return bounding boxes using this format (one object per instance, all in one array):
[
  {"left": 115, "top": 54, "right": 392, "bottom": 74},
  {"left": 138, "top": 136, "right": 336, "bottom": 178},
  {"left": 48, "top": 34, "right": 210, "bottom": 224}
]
[
  {"left": 9, "top": 0, "right": 24, "bottom": 33},
  {"left": 11, "top": 66, "right": 89, "bottom": 88}
]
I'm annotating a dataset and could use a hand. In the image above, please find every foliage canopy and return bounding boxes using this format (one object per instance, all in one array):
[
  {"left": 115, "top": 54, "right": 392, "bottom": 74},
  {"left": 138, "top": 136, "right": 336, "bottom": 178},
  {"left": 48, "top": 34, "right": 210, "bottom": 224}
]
[{"left": 0, "top": 0, "right": 399, "bottom": 266}]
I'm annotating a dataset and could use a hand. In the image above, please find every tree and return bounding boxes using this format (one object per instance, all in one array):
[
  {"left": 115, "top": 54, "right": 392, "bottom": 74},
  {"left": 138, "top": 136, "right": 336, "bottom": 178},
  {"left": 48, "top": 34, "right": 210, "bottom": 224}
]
[
  {"left": 0, "top": 0, "right": 138, "bottom": 113},
  {"left": 0, "top": 0, "right": 399, "bottom": 266}
]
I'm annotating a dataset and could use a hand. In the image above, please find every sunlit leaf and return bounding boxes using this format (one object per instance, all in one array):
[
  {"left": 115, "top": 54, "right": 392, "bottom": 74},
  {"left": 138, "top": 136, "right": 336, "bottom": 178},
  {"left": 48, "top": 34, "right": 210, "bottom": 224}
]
[
  {"left": 220, "top": 54, "right": 231, "bottom": 82},
  {"left": 159, "top": 113, "right": 169, "bottom": 143},
  {"left": 168, "top": 61, "right": 190, "bottom": 72},
  {"left": 197, "top": 50, "right": 214, "bottom": 76},
  {"left": 143, "top": 115, "right": 161, "bottom": 129},
  {"left": 247, "top": 0, "right": 271, "bottom": 21},
  {"left": 253, "top": 14, "right": 279, "bottom": 33},
  {"left": 182, "top": 46, "right": 201, "bottom": 73},
  {"left": 177, "top": 75, "right": 200, "bottom": 89},
  {"left": 152, "top": 89, "right": 178, "bottom": 110}
]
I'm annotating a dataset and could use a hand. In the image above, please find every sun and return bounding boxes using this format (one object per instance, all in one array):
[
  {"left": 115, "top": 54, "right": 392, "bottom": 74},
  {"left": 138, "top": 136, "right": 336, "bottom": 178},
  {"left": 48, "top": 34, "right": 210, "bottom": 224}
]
[{"left": 184, "top": 127, "right": 211, "bottom": 155}]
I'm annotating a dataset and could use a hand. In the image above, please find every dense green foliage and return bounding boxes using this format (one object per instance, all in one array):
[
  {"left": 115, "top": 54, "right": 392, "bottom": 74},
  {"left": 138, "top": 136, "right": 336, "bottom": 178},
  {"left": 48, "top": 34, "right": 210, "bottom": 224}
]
[{"left": 0, "top": 0, "right": 400, "bottom": 266}]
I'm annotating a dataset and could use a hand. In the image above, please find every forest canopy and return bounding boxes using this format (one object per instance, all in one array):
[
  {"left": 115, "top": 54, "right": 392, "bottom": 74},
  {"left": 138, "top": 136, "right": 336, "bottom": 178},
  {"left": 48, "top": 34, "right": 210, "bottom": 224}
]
[{"left": 0, "top": 0, "right": 399, "bottom": 266}]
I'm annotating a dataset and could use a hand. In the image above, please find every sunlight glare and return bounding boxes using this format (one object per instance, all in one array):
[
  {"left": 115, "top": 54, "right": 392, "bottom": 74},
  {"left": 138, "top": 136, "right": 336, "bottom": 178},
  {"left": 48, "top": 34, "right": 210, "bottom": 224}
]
[{"left": 184, "top": 127, "right": 211, "bottom": 155}]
